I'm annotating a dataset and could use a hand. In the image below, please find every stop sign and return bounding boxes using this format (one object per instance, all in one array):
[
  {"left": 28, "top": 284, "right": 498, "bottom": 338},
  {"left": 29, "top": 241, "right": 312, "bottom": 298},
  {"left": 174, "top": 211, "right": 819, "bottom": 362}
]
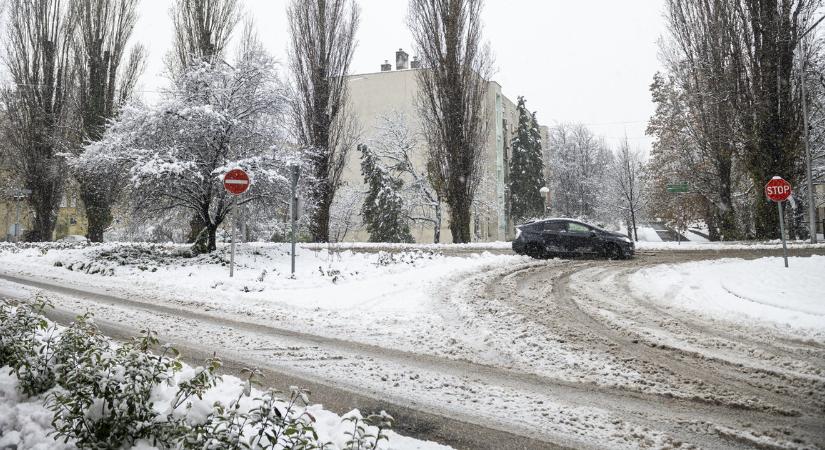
[
  {"left": 765, "top": 176, "right": 791, "bottom": 202},
  {"left": 223, "top": 169, "right": 250, "bottom": 195}
]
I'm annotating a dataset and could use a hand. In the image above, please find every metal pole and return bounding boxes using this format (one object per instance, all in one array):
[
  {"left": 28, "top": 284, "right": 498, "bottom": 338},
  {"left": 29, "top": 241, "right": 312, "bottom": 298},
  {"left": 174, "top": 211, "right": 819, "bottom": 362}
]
[
  {"left": 14, "top": 195, "right": 21, "bottom": 242},
  {"left": 799, "top": 38, "right": 817, "bottom": 243},
  {"left": 778, "top": 201, "right": 789, "bottom": 268},
  {"left": 230, "top": 202, "right": 236, "bottom": 278},
  {"left": 290, "top": 165, "right": 299, "bottom": 277}
]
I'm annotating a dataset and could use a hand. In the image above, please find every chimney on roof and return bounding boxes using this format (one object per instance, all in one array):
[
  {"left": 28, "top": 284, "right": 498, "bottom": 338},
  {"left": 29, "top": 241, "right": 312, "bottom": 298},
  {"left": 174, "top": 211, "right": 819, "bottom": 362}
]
[
  {"left": 380, "top": 60, "right": 392, "bottom": 72},
  {"left": 396, "top": 48, "right": 409, "bottom": 70},
  {"left": 410, "top": 56, "right": 421, "bottom": 69}
]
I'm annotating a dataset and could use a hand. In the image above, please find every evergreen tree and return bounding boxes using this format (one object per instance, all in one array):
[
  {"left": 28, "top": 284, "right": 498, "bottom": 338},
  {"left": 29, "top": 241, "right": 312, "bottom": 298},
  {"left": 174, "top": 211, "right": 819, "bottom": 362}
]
[
  {"left": 508, "top": 97, "right": 546, "bottom": 223},
  {"left": 359, "top": 144, "right": 414, "bottom": 243}
]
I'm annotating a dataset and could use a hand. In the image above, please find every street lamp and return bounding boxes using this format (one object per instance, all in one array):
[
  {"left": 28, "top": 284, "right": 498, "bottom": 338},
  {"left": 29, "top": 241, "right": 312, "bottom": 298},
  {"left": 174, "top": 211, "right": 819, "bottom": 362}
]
[
  {"left": 799, "top": 14, "right": 824, "bottom": 243},
  {"left": 539, "top": 186, "right": 550, "bottom": 216}
]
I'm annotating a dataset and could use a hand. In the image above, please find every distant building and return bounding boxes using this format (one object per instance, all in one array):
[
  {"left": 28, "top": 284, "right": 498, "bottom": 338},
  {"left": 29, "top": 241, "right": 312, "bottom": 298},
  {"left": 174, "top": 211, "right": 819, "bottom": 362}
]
[
  {"left": 0, "top": 165, "right": 88, "bottom": 241},
  {"left": 342, "top": 49, "right": 549, "bottom": 243}
]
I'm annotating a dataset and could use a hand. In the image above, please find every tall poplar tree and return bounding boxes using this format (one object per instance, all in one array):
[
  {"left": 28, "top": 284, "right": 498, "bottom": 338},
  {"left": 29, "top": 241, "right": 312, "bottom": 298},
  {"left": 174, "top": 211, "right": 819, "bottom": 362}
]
[
  {"left": 1, "top": 0, "right": 75, "bottom": 241},
  {"left": 408, "top": 0, "right": 492, "bottom": 243},
  {"left": 287, "top": 0, "right": 360, "bottom": 243},
  {"left": 73, "top": 0, "right": 145, "bottom": 242}
]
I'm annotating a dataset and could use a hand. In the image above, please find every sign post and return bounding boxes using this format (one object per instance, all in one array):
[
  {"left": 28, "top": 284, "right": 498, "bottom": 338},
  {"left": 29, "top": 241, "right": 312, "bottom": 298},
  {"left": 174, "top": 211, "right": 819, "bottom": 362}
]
[
  {"left": 223, "top": 169, "right": 251, "bottom": 277},
  {"left": 765, "top": 176, "right": 792, "bottom": 268},
  {"left": 289, "top": 165, "right": 300, "bottom": 277}
]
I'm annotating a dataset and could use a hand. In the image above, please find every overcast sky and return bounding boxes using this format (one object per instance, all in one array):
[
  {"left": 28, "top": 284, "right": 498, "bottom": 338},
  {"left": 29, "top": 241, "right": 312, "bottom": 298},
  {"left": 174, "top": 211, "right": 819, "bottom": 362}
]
[{"left": 133, "top": 0, "right": 667, "bottom": 150}]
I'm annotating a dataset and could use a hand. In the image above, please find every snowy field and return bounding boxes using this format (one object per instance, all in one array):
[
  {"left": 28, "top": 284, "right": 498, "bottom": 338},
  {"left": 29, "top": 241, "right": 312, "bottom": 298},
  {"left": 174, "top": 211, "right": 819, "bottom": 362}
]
[
  {"left": 629, "top": 256, "right": 825, "bottom": 334},
  {"left": 0, "top": 242, "right": 530, "bottom": 362},
  {"left": 1, "top": 242, "right": 824, "bottom": 448}
]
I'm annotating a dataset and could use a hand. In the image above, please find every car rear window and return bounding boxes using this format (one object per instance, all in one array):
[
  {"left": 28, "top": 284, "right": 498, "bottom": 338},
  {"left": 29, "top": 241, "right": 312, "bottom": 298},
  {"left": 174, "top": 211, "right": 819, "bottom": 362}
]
[{"left": 567, "top": 222, "right": 590, "bottom": 233}]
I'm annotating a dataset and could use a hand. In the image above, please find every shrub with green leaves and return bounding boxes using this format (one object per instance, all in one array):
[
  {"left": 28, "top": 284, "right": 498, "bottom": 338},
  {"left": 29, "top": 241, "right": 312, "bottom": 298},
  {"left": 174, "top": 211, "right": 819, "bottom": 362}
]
[
  {"left": 0, "top": 295, "right": 59, "bottom": 396},
  {"left": 1, "top": 297, "right": 399, "bottom": 450},
  {"left": 48, "top": 329, "right": 182, "bottom": 448},
  {"left": 344, "top": 411, "right": 394, "bottom": 450}
]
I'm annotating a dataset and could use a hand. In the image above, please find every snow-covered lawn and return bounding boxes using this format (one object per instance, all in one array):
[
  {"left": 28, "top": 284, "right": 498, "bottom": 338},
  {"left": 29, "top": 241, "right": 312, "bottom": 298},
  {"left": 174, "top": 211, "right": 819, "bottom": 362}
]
[
  {"left": 629, "top": 256, "right": 825, "bottom": 335},
  {"left": 0, "top": 242, "right": 529, "bottom": 361}
]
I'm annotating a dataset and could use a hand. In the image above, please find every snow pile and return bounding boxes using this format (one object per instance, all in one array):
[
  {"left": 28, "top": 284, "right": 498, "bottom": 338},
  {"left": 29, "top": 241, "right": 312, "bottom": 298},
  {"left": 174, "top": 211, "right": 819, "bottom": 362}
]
[
  {"left": 629, "top": 256, "right": 825, "bottom": 335},
  {"left": 0, "top": 372, "right": 71, "bottom": 450}
]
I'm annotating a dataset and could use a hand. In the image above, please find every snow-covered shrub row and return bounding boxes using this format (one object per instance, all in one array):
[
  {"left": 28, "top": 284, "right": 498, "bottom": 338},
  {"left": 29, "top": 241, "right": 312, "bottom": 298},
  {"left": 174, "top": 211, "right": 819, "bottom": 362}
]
[
  {"left": 373, "top": 250, "right": 441, "bottom": 267},
  {"left": 0, "top": 297, "right": 397, "bottom": 449}
]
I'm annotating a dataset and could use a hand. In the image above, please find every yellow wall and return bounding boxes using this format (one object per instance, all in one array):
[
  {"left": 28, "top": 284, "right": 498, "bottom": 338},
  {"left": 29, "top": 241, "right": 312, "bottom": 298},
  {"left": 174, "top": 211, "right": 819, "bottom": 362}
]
[{"left": 0, "top": 181, "right": 88, "bottom": 241}]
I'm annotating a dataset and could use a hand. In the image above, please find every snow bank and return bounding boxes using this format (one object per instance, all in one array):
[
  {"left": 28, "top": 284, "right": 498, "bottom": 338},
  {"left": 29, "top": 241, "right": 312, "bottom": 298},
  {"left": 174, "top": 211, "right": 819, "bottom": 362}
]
[
  {"left": 0, "top": 372, "right": 71, "bottom": 450},
  {"left": 629, "top": 256, "right": 825, "bottom": 334}
]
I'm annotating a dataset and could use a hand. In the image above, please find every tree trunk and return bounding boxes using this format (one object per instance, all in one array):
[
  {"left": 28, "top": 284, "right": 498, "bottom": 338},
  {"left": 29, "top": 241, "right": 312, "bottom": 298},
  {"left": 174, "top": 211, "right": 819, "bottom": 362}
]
[
  {"left": 704, "top": 201, "right": 720, "bottom": 241},
  {"left": 27, "top": 178, "right": 61, "bottom": 242},
  {"left": 29, "top": 209, "right": 56, "bottom": 242},
  {"left": 207, "top": 224, "right": 218, "bottom": 253},
  {"left": 433, "top": 202, "right": 442, "bottom": 244},
  {"left": 753, "top": 194, "right": 779, "bottom": 240},
  {"left": 188, "top": 214, "right": 207, "bottom": 243},
  {"left": 630, "top": 209, "right": 638, "bottom": 242},
  {"left": 449, "top": 201, "right": 472, "bottom": 243},
  {"left": 80, "top": 181, "right": 113, "bottom": 243},
  {"left": 310, "top": 184, "right": 332, "bottom": 243}
]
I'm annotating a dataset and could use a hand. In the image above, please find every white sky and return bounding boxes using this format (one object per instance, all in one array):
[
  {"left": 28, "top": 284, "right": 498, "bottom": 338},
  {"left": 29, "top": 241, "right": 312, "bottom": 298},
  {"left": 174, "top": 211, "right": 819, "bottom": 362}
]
[{"left": 133, "top": 0, "right": 667, "bottom": 150}]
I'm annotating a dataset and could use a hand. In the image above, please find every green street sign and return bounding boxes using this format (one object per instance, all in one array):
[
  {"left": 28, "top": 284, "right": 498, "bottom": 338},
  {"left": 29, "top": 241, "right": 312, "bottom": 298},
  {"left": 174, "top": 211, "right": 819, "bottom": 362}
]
[{"left": 667, "top": 183, "right": 689, "bottom": 193}]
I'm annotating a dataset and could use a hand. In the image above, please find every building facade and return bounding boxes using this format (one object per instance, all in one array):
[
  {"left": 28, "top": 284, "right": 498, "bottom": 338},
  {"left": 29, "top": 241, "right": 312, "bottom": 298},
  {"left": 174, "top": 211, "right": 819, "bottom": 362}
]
[
  {"left": 341, "top": 49, "right": 548, "bottom": 243},
  {"left": 1, "top": 169, "right": 88, "bottom": 242}
]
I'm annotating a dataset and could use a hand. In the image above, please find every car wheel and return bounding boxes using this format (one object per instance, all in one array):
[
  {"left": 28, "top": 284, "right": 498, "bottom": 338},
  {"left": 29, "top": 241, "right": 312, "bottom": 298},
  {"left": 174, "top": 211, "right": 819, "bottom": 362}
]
[
  {"left": 526, "top": 244, "right": 546, "bottom": 259},
  {"left": 604, "top": 243, "right": 623, "bottom": 260}
]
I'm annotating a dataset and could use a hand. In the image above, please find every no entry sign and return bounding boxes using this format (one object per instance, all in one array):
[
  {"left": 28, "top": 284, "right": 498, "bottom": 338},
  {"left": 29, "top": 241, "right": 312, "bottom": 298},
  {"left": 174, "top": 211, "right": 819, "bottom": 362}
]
[
  {"left": 765, "top": 177, "right": 792, "bottom": 202},
  {"left": 223, "top": 169, "right": 250, "bottom": 196}
]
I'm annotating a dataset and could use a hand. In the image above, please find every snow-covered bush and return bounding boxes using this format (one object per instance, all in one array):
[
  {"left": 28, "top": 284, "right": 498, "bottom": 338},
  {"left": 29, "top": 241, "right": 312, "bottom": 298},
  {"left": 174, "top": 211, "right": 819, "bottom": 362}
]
[
  {"left": 0, "top": 297, "right": 399, "bottom": 450},
  {"left": 0, "top": 296, "right": 58, "bottom": 396},
  {"left": 48, "top": 329, "right": 181, "bottom": 448}
]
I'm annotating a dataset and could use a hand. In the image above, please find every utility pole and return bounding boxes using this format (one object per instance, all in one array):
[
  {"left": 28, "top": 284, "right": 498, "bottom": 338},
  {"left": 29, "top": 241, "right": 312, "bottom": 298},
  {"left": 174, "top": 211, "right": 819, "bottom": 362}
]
[{"left": 799, "top": 15, "right": 824, "bottom": 243}]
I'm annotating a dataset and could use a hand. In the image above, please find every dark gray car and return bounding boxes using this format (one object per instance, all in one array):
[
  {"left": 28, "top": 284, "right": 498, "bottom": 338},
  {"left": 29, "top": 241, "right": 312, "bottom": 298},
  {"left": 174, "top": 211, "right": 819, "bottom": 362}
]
[{"left": 511, "top": 218, "right": 634, "bottom": 259}]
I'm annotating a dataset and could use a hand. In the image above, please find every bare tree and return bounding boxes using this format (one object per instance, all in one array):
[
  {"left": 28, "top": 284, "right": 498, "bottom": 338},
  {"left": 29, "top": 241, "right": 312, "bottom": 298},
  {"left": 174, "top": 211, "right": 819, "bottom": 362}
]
[
  {"left": 659, "top": 0, "right": 746, "bottom": 239},
  {"left": 287, "top": 0, "right": 360, "bottom": 243},
  {"left": 608, "top": 140, "right": 646, "bottom": 242},
  {"left": 170, "top": 0, "right": 240, "bottom": 72},
  {"left": 546, "top": 123, "right": 612, "bottom": 220},
  {"left": 372, "top": 113, "right": 443, "bottom": 243},
  {"left": 1, "top": 0, "right": 76, "bottom": 241},
  {"left": 408, "top": 0, "right": 492, "bottom": 243},
  {"left": 73, "top": 0, "right": 145, "bottom": 242}
]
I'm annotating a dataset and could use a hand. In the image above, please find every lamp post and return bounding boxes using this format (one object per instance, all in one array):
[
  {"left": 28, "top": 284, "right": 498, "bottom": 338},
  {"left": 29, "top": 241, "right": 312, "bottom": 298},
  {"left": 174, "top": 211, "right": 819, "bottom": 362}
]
[
  {"left": 539, "top": 186, "right": 550, "bottom": 216},
  {"left": 11, "top": 188, "right": 32, "bottom": 242},
  {"left": 799, "top": 14, "right": 824, "bottom": 243}
]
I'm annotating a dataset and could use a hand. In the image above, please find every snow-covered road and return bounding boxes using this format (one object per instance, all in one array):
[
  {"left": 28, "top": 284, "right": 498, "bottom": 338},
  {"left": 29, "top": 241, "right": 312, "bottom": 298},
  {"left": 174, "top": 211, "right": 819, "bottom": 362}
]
[{"left": 1, "top": 244, "right": 823, "bottom": 449}]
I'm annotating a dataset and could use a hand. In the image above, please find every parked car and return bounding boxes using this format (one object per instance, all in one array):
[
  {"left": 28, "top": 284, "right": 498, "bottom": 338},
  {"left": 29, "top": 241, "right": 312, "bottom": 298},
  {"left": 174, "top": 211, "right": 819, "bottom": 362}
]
[{"left": 512, "top": 218, "right": 634, "bottom": 259}]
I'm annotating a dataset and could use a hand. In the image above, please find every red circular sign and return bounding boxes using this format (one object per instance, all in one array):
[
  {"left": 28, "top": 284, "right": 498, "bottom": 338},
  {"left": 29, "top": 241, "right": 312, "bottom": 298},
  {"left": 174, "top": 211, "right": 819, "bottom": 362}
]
[
  {"left": 223, "top": 169, "right": 250, "bottom": 195},
  {"left": 765, "top": 176, "right": 791, "bottom": 202}
]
